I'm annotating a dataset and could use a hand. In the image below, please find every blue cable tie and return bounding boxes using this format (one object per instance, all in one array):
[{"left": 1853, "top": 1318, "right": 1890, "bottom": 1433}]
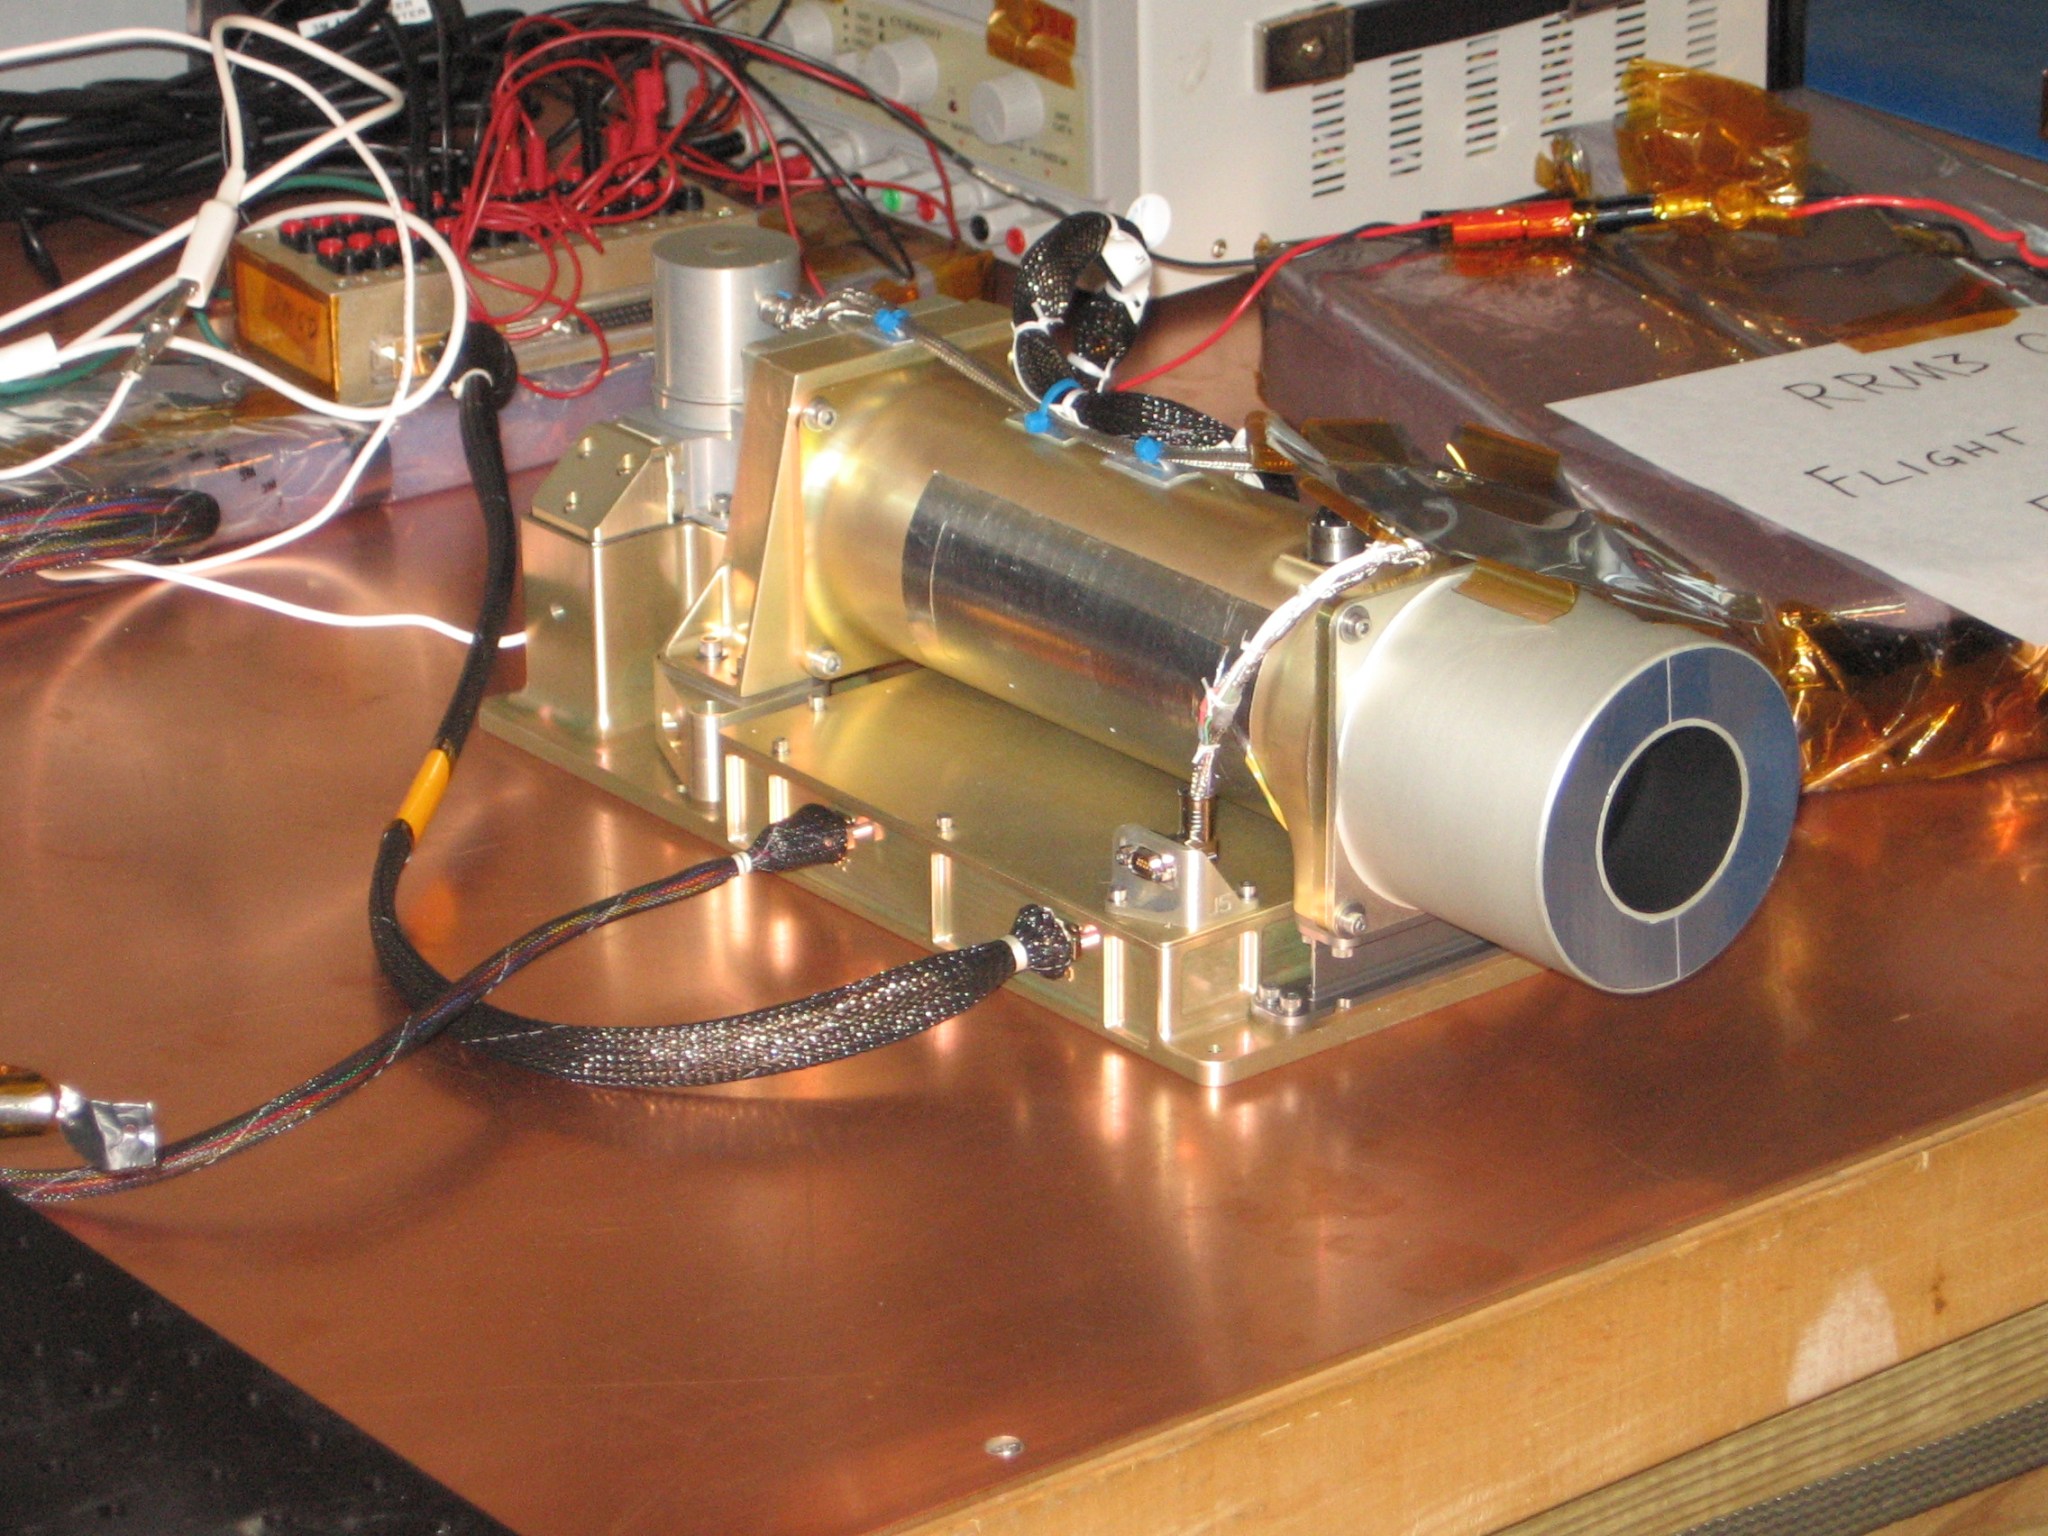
[
  {"left": 1133, "top": 435, "right": 1164, "bottom": 464},
  {"left": 873, "top": 307, "right": 910, "bottom": 339},
  {"left": 1026, "top": 379, "right": 1081, "bottom": 434}
]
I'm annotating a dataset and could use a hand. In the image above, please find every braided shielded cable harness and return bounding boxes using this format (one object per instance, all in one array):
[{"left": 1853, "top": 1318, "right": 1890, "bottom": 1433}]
[
  {"left": 457, "top": 907, "right": 1077, "bottom": 1089},
  {"left": 1, "top": 487, "right": 218, "bottom": 577},
  {"left": 1010, "top": 212, "right": 1237, "bottom": 450},
  {"left": 0, "top": 331, "right": 1077, "bottom": 1203},
  {"left": 768, "top": 288, "right": 1252, "bottom": 474}
]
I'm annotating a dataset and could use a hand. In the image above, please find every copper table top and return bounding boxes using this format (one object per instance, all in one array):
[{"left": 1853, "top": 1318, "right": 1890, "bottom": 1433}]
[
  {"left": 3, "top": 460, "right": 2047, "bottom": 1534},
  {"left": 5, "top": 264, "right": 2048, "bottom": 1535}
]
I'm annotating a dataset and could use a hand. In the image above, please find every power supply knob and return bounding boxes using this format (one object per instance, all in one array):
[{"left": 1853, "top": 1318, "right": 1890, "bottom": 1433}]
[
  {"left": 772, "top": 3, "right": 837, "bottom": 60},
  {"left": 969, "top": 71, "right": 1047, "bottom": 145},
  {"left": 861, "top": 39, "right": 941, "bottom": 106}
]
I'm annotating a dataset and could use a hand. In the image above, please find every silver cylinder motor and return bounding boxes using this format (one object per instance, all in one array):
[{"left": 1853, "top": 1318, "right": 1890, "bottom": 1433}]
[{"left": 651, "top": 223, "right": 801, "bottom": 435}]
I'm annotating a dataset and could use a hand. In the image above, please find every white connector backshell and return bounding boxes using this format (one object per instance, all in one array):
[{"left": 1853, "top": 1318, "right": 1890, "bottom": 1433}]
[{"left": 173, "top": 185, "right": 247, "bottom": 304}]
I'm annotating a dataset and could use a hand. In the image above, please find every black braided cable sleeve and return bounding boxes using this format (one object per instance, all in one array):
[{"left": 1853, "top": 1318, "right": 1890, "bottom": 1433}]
[
  {"left": 1071, "top": 389, "right": 1235, "bottom": 447},
  {"left": 454, "top": 905, "right": 1077, "bottom": 1087},
  {"left": 1011, "top": 212, "right": 1138, "bottom": 377},
  {"left": 6, "top": 833, "right": 748, "bottom": 1203},
  {"left": 375, "top": 808, "right": 1074, "bottom": 1088},
  {"left": 456, "top": 941, "right": 1023, "bottom": 1088},
  {"left": 1009, "top": 212, "right": 1235, "bottom": 449},
  {"left": 367, "top": 807, "right": 851, "bottom": 1049},
  {"left": 6, "top": 325, "right": 533, "bottom": 1203},
  {"left": 0, "top": 487, "right": 218, "bottom": 576}
]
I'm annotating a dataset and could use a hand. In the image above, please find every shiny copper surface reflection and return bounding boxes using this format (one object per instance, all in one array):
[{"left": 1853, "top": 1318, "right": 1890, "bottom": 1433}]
[{"left": 7, "top": 408, "right": 2048, "bottom": 1535}]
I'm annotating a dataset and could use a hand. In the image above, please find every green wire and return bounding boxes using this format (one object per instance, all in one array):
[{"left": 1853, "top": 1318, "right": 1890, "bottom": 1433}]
[
  {"left": 0, "top": 352, "right": 116, "bottom": 401},
  {"left": 0, "top": 303, "right": 228, "bottom": 404},
  {"left": 0, "top": 177, "right": 385, "bottom": 405},
  {"left": 255, "top": 173, "right": 387, "bottom": 200}
]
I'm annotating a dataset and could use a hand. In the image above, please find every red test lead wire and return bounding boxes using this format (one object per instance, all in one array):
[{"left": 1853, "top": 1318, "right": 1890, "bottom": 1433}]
[
  {"left": 1114, "top": 216, "right": 1451, "bottom": 394},
  {"left": 1792, "top": 193, "right": 2048, "bottom": 272}
]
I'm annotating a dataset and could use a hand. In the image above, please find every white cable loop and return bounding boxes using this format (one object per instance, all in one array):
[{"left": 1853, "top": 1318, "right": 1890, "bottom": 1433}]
[
  {"left": 0, "top": 28, "right": 404, "bottom": 343},
  {"left": 4, "top": 18, "right": 472, "bottom": 614}
]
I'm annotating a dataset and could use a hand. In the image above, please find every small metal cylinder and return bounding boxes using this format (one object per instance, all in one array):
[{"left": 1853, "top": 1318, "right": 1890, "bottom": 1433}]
[
  {"left": 652, "top": 223, "right": 801, "bottom": 435},
  {"left": 1306, "top": 509, "right": 1365, "bottom": 565},
  {"left": 0, "top": 1065, "right": 58, "bottom": 1138}
]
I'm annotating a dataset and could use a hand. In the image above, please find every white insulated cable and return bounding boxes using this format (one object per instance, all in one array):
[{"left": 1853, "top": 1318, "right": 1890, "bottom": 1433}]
[{"left": 132, "top": 565, "right": 527, "bottom": 649}]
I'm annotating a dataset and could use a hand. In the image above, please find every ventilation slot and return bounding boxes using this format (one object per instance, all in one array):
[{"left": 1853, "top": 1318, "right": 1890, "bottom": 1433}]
[
  {"left": 1612, "top": 0, "right": 1648, "bottom": 110},
  {"left": 1539, "top": 13, "right": 1575, "bottom": 130},
  {"left": 1684, "top": 0, "right": 1718, "bottom": 68},
  {"left": 1463, "top": 34, "right": 1501, "bottom": 157},
  {"left": 1310, "top": 84, "right": 1348, "bottom": 198},
  {"left": 1386, "top": 53, "right": 1424, "bottom": 177}
]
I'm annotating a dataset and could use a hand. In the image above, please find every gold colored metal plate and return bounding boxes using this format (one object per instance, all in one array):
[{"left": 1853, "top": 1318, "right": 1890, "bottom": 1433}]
[{"left": 486, "top": 667, "right": 1526, "bottom": 1085}]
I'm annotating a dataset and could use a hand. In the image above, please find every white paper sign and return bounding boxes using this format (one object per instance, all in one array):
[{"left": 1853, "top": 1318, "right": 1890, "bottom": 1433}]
[{"left": 1549, "top": 318, "right": 2048, "bottom": 644}]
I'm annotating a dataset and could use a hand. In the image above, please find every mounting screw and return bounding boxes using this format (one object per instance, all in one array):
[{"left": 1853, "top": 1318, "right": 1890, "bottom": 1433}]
[
  {"left": 1209, "top": 238, "right": 1229, "bottom": 259},
  {"left": 1296, "top": 32, "right": 1325, "bottom": 61},
  {"left": 1274, "top": 986, "right": 1309, "bottom": 1017},
  {"left": 547, "top": 603, "right": 568, "bottom": 622},
  {"left": 770, "top": 736, "right": 791, "bottom": 762},
  {"left": 696, "top": 635, "right": 727, "bottom": 663},
  {"left": 984, "top": 1434, "right": 1025, "bottom": 1460},
  {"left": 562, "top": 490, "right": 580, "bottom": 513},
  {"left": 1335, "top": 603, "right": 1372, "bottom": 642},
  {"left": 1108, "top": 888, "right": 1129, "bottom": 907},
  {"left": 1238, "top": 881, "right": 1259, "bottom": 902},
  {"left": 1334, "top": 901, "right": 1370, "bottom": 940},
  {"left": 576, "top": 436, "right": 593, "bottom": 458},
  {"left": 935, "top": 814, "right": 956, "bottom": 838},
  {"left": 805, "top": 646, "right": 844, "bottom": 678},
  {"left": 808, "top": 694, "right": 828, "bottom": 716},
  {"left": 803, "top": 399, "right": 838, "bottom": 431}
]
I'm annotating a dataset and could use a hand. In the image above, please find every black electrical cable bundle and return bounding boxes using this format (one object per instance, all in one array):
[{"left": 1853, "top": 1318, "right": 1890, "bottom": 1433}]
[
  {"left": 3, "top": 0, "right": 1043, "bottom": 300},
  {"left": 0, "top": 3, "right": 529, "bottom": 257},
  {"left": 1011, "top": 212, "right": 1237, "bottom": 449},
  {"left": 0, "top": 487, "right": 219, "bottom": 577},
  {"left": 0, "top": 324, "right": 1073, "bottom": 1203}
]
